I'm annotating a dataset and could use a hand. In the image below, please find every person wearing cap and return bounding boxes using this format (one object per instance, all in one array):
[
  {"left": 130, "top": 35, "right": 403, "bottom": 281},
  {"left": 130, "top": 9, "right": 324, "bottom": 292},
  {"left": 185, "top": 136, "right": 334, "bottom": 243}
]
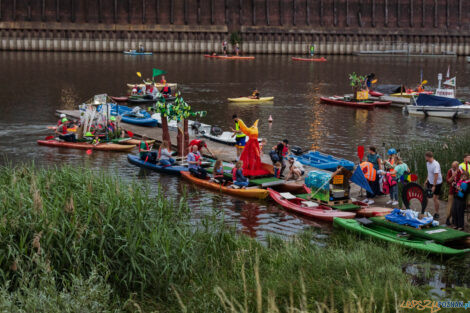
[
  {"left": 188, "top": 139, "right": 214, "bottom": 158},
  {"left": 55, "top": 118, "right": 77, "bottom": 142},
  {"left": 285, "top": 156, "right": 305, "bottom": 181},
  {"left": 57, "top": 114, "right": 67, "bottom": 126}
]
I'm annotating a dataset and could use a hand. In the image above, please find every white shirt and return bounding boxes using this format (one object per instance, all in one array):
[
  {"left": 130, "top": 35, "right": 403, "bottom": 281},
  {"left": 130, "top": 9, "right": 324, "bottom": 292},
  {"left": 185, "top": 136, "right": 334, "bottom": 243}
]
[
  {"left": 292, "top": 161, "right": 304, "bottom": 172},
  {"left": 426, "top": 159, "right": 443, "bottom": 185}
]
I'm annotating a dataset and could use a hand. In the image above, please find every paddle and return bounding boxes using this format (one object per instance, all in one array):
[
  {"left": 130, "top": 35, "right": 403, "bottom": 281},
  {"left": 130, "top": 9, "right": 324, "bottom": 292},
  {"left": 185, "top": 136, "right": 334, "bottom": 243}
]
[
  {"left": 136, "top": 72, "right": 142, "bottom": 78},
  {"left": 357, "top": 146, "right": 365, "bottom": 163},
  {"left": 371, "top": 79, "right": 378, "bottom": 84},
  {"left": 127, "top": 130, "right": 134, "bottom": 138},
  {"left": 45, "top": 135, "right": 54, "bottom": 140}
]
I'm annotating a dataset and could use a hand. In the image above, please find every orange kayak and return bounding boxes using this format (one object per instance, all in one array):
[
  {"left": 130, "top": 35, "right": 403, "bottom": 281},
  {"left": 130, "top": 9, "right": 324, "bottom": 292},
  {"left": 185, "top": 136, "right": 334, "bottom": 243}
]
[
  {"left": 37, "top": 140, "right": 136, "bottom": 152},
  {"left": 292, "top": 57, "right": 327, "bottom": 62},
  {"left": 181, "top": 171, "right": 269, "bottom": 199}
]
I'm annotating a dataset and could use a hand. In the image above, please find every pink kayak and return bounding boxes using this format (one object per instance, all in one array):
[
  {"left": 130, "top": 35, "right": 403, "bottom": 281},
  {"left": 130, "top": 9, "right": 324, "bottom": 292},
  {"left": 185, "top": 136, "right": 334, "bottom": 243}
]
[
  {"left": 369, "top": 90, "right": 384, "bottom": 97},
  {"left": 268, "top": 189, "right": 356, "bottom": 222},
  {"left": 111, "top": 96, "right": 129, "bottom": 102},
  {"left": 292, "top": 57, "right": 327, "bottom": 62}
]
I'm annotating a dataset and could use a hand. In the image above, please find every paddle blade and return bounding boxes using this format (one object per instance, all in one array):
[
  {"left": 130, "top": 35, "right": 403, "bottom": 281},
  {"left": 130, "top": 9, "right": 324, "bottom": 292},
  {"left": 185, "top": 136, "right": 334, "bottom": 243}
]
[
  {"left": 86, "top": 149, "right": 92, "bottom": 155},
  {"left": 127, "top": 130, "right": 134, "bottom": 137},
  {"left": 371, "top": 79, "right": 378, "bottom": 84},
  {"left": 45, "top": 135, "right": 54, "bottom": 140},
  {"left": 136, "top": 72, "right": 142, "bottom": 78},
  {"left": 410, "top": 174, "right": 418, "bottom": 182},
  {"left": 357, "top": 146, "right": 365, "bottom": 162},
  {"left": 421, "top": 80, "right": 428, "bottom": 85}
]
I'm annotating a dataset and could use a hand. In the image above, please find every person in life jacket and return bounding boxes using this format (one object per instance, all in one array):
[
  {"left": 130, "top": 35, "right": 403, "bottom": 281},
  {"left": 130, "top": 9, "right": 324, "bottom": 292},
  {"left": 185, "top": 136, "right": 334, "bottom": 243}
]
[
  {"left": 360, "top": 161, "right": 377, "bottom": 205},
  {"left": 160, "top": 75, "right": 167, "bottom": 85},
  {"left": 232, "top": 161, "right": 249, "bottom": 188},
  {"left": 57, "top": 113, "right": 66, "bottom": 126},
  {"left": 139, "top": 136, "right": 157, "bottom": 163},
  {"left": 162, "top": 83, "right": 172, "bottom": 96},
  {"left": 131, "top": 85, "right": 138, "bottom": 95},
  {"left": 231, "top": 114, "right": 247, "bottom": 160},
  {"left": 384, "top": 148, "right": 398, "bottom": 206},
  {"left": 459, "top": 154, "right": 470, "bottom": 175},
  {"left": 187, "top": 145, "right": 207, "bottom": 179},
  {"left": 309, "top": 44, "right": 315, "bottom": 57},
  {"left": 452, "top": 171, "right": 470, "bottom": 230},
  {"left": 55, "top": 118, "right": 77, "bottom": 142},
  {"left": 250, "top": 89, "right": 260, "bottom": 99}
]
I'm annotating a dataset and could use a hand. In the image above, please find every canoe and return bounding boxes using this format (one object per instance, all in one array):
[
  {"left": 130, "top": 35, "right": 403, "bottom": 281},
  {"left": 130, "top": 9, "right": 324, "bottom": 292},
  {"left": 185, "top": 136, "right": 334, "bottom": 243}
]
[
  {"left": 204, "top": 54, "right": 220, "bottom": 58},
  {"left": 127, "top": 154, "right": 188, "bottom": 175},
  {"left": 181, "top": 171, "right": 269, "bottom": 199},
  {"left": 333, "top": 218, "right": 470, "bottom": 255},
  {"left": 123, "top": 50, "right": 153, "bottom": 55},
  {"left": 227, "top": 97, "right": 274, "bottom": 103},
  {"left": 370, "top": 216, "right": 470, "bottom": 244},
  {"left": 47, "top": 126, "right": 77, "bottom": 132},
  {"left": 390, "top": 91, "right": 433, "bottom": 98},
  {"left": 216, "top": 56, "right": 255, "bottom": 60},
  {"left": 356, "top": 207, "right": 393, "bottom": 217},
  {"left": 120, "top": 139, "right": 156, "bottom": 146},
  {"left": 292, "top": 151, "right": 354, "bottom": 172},
  {"left": 126, "top": 83, "right": 178, "bottom": 91},
  {"left": 127, "top": 96, "right": 158, "bottom": 104},
  {"left": 111, "top": 96, "right": 128, "bottom": 102},
  {"left": 320, "top": 96, "right": 391, "bottom": 109},
  {"left": 110, "top": 104, "right": 159, "bottom": 127},
  {"left": 292, "top": 57, "right": 327, "bottom": 62},
  {"left": 37, "top": 140, "right": 136, "bottom": 152},
  {"left": 268, "top": 189, "right": 356, "bottom": 222}
]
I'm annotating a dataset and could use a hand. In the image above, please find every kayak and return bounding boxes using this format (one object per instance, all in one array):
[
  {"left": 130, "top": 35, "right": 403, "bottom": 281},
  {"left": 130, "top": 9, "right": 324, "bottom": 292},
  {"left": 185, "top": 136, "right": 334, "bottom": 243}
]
[
  {"left": 356, "top": 207, "right": 393, "bottom": 217},
  {"left": 268, "top": 189, "right": 356, "bottom": 222},
  {"left": 204, "top": 54, "right": 220, "bottom": 58},
  {"left": 370, "top": 217, "right": 470, "bottom": 244},
  {"left": 111, "top": 96, "right": 128, "bottom": 102},
  {"left": 126, "top": 83, "right": 178, "bottom": 90},
  {"left": 291, "top": 151, "right": 354, "bottom": 172},
  {"left": 120, "top": 139, "right": 156, "bottom": 146},
  {"left": 333, "top": 218, "right": 470, "bottom": 255},
  {"left": 390, "top": 91, "right": 433, "bottom": 98},
  {"left": 123, "top": 50, "right": 153, "bottom": 55},
  {"left": 37, "top": 140, "right": 136, "bottom": 152},
  {"left": 110, "top": 104, "right": 159, "bottom": 127},
  {"left": 227, "top": 97, "right": 274, "bottom": 103},
  {"left": 127, "top": 154, "right": 188, "bottom": 175},
  {"left": 320, "top": 96, "right": 391, "bottom": 109},
  {"left": 127, "top": 96, "right": 158, "bottom": 104},
  {"left": 181, "top": 171, "right": 269, "bottom": 199},
  {"left": 292, "top": 57, "right": 327, "bottom": 62},
  {"left": 216, "top": 56, "right": 255, "bottom": 60},
  {"left": 121, "top": 115, "right": 158, "bottom": 127},
  {"left": 47, "top": 126, "right": 77, "bottom": 132}
]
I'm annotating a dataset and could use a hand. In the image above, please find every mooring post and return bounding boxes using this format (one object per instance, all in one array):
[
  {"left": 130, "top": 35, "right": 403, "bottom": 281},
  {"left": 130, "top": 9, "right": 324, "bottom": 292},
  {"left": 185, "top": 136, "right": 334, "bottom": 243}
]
[
  {"left": 27, "top": 0, "right": 32, "bottom": 21},
  {"left": 265, "top": 0, "right": 269, "bottom": 25}
]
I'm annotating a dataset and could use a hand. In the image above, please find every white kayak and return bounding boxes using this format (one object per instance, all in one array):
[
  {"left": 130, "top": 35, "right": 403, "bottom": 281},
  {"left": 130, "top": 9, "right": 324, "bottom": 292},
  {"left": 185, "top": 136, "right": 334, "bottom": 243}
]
[{"left": 227, "top": 97, "right": 274, "bottom": 103}]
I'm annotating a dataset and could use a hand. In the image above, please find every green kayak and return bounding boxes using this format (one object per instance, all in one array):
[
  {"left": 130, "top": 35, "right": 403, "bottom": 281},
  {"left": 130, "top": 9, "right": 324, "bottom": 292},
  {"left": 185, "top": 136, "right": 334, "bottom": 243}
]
[{"left": 333, "top": 218, "right": 470, "bottom": 256}]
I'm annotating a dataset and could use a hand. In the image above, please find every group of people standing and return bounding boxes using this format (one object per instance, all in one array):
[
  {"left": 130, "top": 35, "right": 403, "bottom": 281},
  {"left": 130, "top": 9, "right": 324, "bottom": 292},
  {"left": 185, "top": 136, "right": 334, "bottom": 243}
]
[{"left": 444, "top": 154, "right": 470, "bottom": 230}]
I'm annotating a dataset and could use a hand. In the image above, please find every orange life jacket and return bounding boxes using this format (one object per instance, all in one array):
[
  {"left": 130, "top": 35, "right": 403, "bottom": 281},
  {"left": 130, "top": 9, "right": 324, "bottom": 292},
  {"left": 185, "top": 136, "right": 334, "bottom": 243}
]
[{"left": 360, "top": 161, "right": 377, "bottom": 182}]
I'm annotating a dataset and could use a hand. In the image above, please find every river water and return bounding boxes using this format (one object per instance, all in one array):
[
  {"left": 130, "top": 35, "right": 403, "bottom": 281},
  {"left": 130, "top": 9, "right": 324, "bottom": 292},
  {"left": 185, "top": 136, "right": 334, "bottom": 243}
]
[
  {"left": 1, "top": 52, "right": 470, "bottom": 240},
  {"left": 1, "top": 51, "right": 470, "bottom": 292}
]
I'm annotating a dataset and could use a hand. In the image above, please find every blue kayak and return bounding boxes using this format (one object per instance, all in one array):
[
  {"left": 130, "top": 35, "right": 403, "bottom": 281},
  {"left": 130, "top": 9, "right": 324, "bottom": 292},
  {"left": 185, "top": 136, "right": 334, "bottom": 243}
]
[
  {"left": 292, "top": 151, "right": 354, "bottom": 172},
  {"left": 109, "top": 104, "right": 159, "bottom": 127},
  {"left": 127, "top": 154, "right": 188, "bottom": 175},
  {"left": 123, "top": 50, "right": 153, "bottom": 55}
]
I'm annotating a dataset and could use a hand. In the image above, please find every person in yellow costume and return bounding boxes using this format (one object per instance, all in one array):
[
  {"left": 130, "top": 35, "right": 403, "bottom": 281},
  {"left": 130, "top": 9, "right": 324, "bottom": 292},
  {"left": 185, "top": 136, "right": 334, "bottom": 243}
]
[{"left": 236, "top": 118, "right": 270, "bottom": 176}]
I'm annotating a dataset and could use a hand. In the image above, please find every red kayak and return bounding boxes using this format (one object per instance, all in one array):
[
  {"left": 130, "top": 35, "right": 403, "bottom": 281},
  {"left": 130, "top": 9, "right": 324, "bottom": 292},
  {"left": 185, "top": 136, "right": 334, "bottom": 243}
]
[
  {"left": 111, "top": 96, "right": 129, "bottom": 102},
  {"left": 204, "top": 54, "right": 219, "bottom": 58},
  {"left": 37, "top": 140, "right": 135, "bottom": 152},
  {"left": 268, "top": 188, "right": 356, "bottom": 222},
  {"left": 292, "top": 57, "right": 327, "bottom": 62},
  {"left": 320, "top": 96, "right": 391, "bottom": 109},
  {"left": 369, "top": 90, "right": 384, "bottom": 97}
]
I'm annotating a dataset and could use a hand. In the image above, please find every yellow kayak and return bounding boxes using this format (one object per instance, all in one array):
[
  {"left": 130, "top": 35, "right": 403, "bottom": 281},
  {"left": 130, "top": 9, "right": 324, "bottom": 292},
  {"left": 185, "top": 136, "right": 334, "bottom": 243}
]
[
  {"left": 227, "top": 97, "right": 274, "bottom": 103},
  {"left": 390, "top": 91, "right": 433, "bottom": 99}
]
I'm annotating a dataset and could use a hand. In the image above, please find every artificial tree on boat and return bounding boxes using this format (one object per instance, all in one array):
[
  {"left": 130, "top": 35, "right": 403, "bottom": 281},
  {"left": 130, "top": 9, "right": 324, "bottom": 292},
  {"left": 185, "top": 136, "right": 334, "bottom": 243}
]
[{"left": 349, "top": 72, "right": 367, "bottom": 100}]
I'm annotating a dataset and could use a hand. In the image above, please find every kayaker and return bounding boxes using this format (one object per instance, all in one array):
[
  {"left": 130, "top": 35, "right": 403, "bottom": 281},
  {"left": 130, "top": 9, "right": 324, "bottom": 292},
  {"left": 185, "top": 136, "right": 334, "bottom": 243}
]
[
  {"left": 285, "top": 156, "right": 305, "bottom": 181},
  {"left": 55, "top": 119, "right": 77, "bottom": 142},
  {"left": 446, "top": 161, "right": 461, "bottom": 225},
  {"left": 309, "top": 44, "right": 315, "bottom": 57},
  {"left": 139, "top": 136, "right": 157, "bottom": 163},
  {"left": 212, "top": 159, "right": 227, "bottom": 185},
  {"left": 162, "top": 83, "right": 172, "bottom": 97},
  {"left": 250, "top": 89, "right": 260, "bottom": 99},
  {"left": 188, "top": 139, "right": 214, "bottom": 158},
  {"left": 365, "top": 73, "right": 376, "bottom": 91},
  {"left": 424, "top": 151, "right": 443, "bottom": 220},
  {"left": 234, "top": 43, "right": 239, "bottom": 56},
  {"left": 57, "top": 113, "right": 66, "bottom": 126},
  {"left": 452, "top": 171, "right": 470, "bottom": 230},
  {"left": 232, "top": 161, "right": 249, "bottom": 188},
  {"left": 158, "top": 141, "right": 175, "bottom": 166},
  {"left": 231, "top": 114, "right": 246, "bottom": 160},
  {"left": 92, "top": 135, "right": 100, "bottom": 146},
  {"left": 187, "top": 145, "right": 207, "bottom": 179}
]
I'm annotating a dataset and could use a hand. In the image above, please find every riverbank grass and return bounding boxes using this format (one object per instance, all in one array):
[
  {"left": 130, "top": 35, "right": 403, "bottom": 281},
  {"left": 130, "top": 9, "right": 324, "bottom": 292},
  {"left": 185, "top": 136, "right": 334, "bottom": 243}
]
[{"left": 0, "top": 164, "right": 464, "bottom": 312}]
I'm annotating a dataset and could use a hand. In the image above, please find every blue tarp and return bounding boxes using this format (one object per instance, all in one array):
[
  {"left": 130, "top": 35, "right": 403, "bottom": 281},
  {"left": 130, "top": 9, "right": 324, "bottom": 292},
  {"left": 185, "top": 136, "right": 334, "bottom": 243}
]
[
  {"left": 350, "top": 165, "right": 374, "bottom": 195},
  {"left": 385, "top": 209, "right": 438, "bottom": 228},
  {"left": 416, "top": 94, "right": 462, "bottom": 107}
]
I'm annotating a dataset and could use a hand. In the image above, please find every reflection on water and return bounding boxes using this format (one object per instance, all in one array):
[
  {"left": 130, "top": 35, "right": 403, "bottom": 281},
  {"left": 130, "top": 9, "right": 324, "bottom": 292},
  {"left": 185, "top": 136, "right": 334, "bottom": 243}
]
[{"left": 1, "top": 52, "right": 470, "bottom": 241}]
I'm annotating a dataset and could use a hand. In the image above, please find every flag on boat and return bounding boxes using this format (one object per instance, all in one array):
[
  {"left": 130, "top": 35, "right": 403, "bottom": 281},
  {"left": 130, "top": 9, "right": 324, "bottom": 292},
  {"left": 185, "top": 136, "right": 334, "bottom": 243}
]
[
  {"left": 443, "top": 77, "right": 456, "bottom": 87},
  {"left": 350, "top": 165, "right": 374, "bottom": 195},
  {"left": 152, "top": 68, "right": 167, "bottom": 78}
]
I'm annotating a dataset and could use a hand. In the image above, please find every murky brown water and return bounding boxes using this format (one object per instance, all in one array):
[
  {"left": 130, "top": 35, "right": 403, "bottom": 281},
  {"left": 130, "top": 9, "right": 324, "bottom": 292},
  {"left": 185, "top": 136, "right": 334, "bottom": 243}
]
[{"left": 1, "top": 51, "right": 470, "bottom": 240}]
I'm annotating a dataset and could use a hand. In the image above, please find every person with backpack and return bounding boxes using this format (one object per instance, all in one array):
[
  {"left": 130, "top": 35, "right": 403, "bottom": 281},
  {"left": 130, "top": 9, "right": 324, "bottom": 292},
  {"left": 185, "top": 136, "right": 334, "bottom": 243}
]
[
  {"left": 452, "top": 171, "right": 470, "bottom": 230},
  {"left": 232, "top": 161, "right": 249, "bottom": 188},
  {"left": 187, "top": 145, "right": 207, "bottom": 179}
]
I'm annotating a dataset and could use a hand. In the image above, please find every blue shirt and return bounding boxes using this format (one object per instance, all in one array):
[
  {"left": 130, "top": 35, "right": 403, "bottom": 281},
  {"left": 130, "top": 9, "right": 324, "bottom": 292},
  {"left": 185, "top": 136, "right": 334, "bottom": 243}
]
[
  {"left": 187, "top": 152, "right": 201, "bottom": 170},
  {"left": 457, "top": 181, "right": 469, "bottom": 199},
  {"left": 367, "top": 153, "right": 381, "bottom": 170}
]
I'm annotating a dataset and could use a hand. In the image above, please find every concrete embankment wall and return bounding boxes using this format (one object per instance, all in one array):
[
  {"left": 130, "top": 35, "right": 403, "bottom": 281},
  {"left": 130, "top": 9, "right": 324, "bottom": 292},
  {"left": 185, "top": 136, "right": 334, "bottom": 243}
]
[{"left": 0, "top": 0, "right": 469, "bottom": 55}]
